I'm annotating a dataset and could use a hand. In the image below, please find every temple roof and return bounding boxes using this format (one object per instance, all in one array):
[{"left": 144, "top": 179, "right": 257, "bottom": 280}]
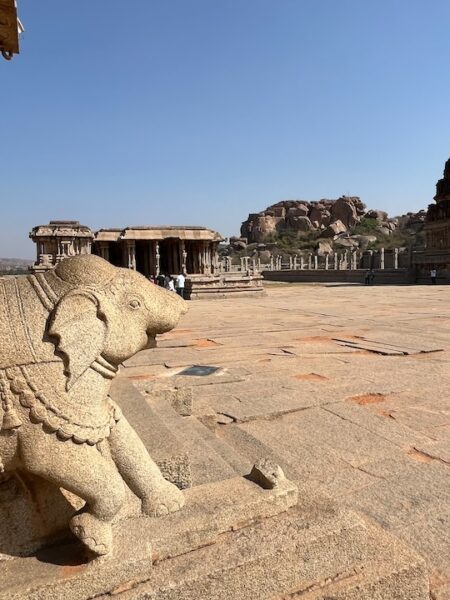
[
  {"left": 95, "top": 226, "right": 223, "bottom": 242},
  {"left": 30, "top": 222, "right": 94, "bottom": 238}
]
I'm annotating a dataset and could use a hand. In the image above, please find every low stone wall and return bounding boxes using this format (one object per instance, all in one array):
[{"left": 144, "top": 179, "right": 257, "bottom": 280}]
[
  {"left": 186, "top": 272, "right": 266, "bottom": 299},
  {"left": 262, "top": 268, "right": 413, "bottom": 285}
]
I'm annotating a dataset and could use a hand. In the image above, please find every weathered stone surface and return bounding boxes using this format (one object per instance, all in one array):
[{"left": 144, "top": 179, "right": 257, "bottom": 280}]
[
  {"left": 138, "top": 283, "right": 449, "bottom": 600},
  {"left": 100, "top": 495, "right": 428, "bottom": 600},
  {"left": 110, "top": 378, "right": 192, "bottom": 489},
  {"left": 330, "top": 196, "right": 364, "bottom": 229},
  {"left": 0, "top": 255, "right": 187, "bottom": 556},
  {"left": 0, "top": 474, "right": 299, "bottom": 600},
  {"left": 317, "top": 239, "right": 333, "bottom": 255},
  {"left": 323, "top": 219, "right": 347, "bottom": 237},
  {"left": 365, "top": 209, "right": 388, "bottom": 221}
]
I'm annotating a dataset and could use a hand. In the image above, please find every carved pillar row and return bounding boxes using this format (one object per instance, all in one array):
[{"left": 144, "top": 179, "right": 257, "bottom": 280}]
[{"left": 97, "top": 242, "right": 110, "bottom": 262}]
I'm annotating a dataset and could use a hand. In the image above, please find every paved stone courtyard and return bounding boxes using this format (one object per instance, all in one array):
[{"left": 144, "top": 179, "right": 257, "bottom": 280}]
[{"left": 121, "top": 283, "right": 450, "bottom": 599}]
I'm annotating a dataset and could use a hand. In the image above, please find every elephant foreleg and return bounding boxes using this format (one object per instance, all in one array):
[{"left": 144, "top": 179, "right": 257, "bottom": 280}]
[
  {"left": 108, "top": 417, "right": 185, "bottom": 517},
  {"left": 19, "top": 429, "right": 127, "bottom": 555}
]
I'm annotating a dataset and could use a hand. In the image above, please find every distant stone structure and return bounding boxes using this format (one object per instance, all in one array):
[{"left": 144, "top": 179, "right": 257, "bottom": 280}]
[
  {"left": 414, "top": 156, "right": 450, "bottom": 282},
  {"left": 425, "top": 157, "right": 450, "bottom": 250},
  {"left": 30, "top": 223, "right": 264, "bottom": 298},
  {"left": 30, "top": 221, "right": 94, "bottom": 272},
  {"left": 95, "top": 226, "right": 222, "bottom": 276}
]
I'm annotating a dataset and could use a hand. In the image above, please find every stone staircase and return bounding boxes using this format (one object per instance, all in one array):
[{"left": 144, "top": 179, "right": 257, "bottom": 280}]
[
  {"left": 0, "top": 376, "right": 431, "bottom": 600},
  {"left": 111, "top": 378, "right": 252, "bottom": 488}
]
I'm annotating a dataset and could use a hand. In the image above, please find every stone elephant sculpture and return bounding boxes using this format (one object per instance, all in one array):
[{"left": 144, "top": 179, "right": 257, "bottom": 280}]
[{"left": 0, "top": 255, "right": 187, "bottom": 556}]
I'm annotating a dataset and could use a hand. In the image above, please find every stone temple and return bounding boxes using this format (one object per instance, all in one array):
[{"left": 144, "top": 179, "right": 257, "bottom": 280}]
[
  {"left": 30, "top": 222, "right": 264, "bottom": 298},
  {"left": 414, "top": 155, "right": 450, "bottom": 281}
]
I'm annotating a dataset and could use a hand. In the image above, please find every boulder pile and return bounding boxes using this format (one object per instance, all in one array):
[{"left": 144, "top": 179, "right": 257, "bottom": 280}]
[{"left": 240, "top": 196, "right": 401, "bottom": 243}]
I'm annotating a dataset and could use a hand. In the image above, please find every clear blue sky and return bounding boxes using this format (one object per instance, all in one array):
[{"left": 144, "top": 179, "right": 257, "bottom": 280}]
[{"left": 2, "top": 0, "right": 449, "bottom": 258}]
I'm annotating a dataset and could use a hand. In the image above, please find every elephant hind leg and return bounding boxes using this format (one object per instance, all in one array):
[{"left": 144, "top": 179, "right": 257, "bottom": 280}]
[{"left": 20, "top": 433, "right": 127, "bottom": 555}]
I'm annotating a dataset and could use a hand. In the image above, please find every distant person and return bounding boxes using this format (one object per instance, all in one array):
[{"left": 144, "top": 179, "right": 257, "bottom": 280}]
[
  {"left": 168, "top": 277, "right": 176, "bottom": 292},
  {"left": 365, "top": 269, "right": 375, "bottom": 285},
  {"left": 176, "top": 272, "right": 186, "bottom": 299},
  {"left": 156, "top": 273, "right": 165, "bottom": 287},
  {"left": 430, "top": 268, "right": 437, "bottom": 284},
  {"left": 164, "top": 274, "right": 171, "bottom": 289}
]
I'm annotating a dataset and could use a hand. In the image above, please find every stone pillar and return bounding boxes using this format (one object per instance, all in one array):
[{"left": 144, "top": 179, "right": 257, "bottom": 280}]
[
  {"left": 314, "top": 255, "right": 318, "bottom": 270},
  {"left": 300, "top": 254, "right": 305, "bottom": 270},
  {"left": 394, "top": 247, "right": 399, "bottom": 269},
  {"left": 308, "top": 254, "right": 312, "bottom": 270},
  {"left": 97, "top": 242, "right": 110, "bottom": 262},
  {"left": 293, "top": 255, "right": 298, "bottom": 270},
  {"left": 380, "top": 247, "right": 385, "bottom": 270},
  {"left": 155, "top": 242, "right": 160, "bottom": 275},
  {"left": 289, "top": 256, "right": 293, "bottom": 270},
  {"left": 333, "top": 252, "right": 337, "bottom": 270},
  {"left": 125, "top": 241, "right": 136, "bottom": 270},
  {"left": 325, "top": 255, "right": 329, "bottom": 270},
  {"left": 270, "top": 254, "right": 274, "bottom": 271},
  {"left": 251, "top": 258, "right": 256, "bottom": 273},
  {"left": 257, "top": 257, "right": 261, "bottom": 272}
]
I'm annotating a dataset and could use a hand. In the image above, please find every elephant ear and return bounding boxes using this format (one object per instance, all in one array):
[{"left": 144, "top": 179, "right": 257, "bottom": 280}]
[{"left": 49, "top": 290, "right": 107, "bottom": 390}]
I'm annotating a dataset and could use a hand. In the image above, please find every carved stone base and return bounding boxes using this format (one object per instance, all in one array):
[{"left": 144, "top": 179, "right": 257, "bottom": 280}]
[{"left": 0, "top": 475, "right": 429, "bottom": 600}]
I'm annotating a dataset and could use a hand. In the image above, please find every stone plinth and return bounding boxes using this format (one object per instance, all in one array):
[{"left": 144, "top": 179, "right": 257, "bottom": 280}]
[
  {"left": 186, "top": 272, "right": 266, "bottom": 299},
  {"left": 0, "top": 476, "right": 429, "bottom": 600}
]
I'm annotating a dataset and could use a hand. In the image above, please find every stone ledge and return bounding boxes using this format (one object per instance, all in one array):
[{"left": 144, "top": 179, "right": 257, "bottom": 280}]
[{"left": 0, "top": 473, "right": 297, "bottom": 600}]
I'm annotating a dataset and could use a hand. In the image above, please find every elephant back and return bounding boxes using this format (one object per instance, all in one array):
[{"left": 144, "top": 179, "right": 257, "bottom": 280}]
[{"left": 0, "top": 278, "right": 37, "bottom": 370}]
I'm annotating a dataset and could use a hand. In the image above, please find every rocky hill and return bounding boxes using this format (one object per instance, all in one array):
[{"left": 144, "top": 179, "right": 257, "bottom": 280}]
[
  {"left": 241, "top": 196, "right": 401, "bottom": 242},
  {"left": 229, "top": 197, "right": 426, "bottom": 257}
]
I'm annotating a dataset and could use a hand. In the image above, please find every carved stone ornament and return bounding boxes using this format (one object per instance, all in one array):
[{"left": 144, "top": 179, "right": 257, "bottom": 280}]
[{"left": 0, "top": 255, "right": 188, "bottom": 556}]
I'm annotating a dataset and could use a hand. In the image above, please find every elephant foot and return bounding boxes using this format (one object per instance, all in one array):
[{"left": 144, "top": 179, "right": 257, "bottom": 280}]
[
  {"left": 70, "top": 512, "right": 113, "bottom": 556},
  {"left": 141, "top": 479, "right": 185, "bottom": 517}
]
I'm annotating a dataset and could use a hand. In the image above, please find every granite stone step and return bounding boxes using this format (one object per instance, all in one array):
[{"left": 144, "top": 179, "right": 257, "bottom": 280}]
[
  {"left": 111, "top": 378, "right": 192, "bottom": 489},
  {"left": 146, "top": 392, "right": 244, "bottom": 485},
  {"left": 99, "top": 486, "right": 429, "bottom": 600},
  {"left": 2, "top": 475, "right": 428, "bottom": 600}
]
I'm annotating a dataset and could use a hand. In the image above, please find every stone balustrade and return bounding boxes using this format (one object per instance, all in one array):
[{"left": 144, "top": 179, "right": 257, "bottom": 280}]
[{"left": 219, "top": 247, "right": 410, "bottom": 274}]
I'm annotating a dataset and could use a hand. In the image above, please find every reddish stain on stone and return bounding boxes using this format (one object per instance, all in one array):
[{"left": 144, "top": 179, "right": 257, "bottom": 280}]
[
  {"left": 348, "top": 393, "right": 386, "bottom": 405},
  {"left": 60, "top": 564, "right": 87, "bottom": 578},
  {"left": 407, "top": 449, "right": 433, "bottom": 464},
  {"left": 193, "top": 339, "right": 222, "bottom": 349}
]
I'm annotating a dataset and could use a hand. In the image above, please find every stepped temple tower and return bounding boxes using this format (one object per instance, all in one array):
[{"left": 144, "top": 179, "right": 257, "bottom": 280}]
[
  {"left": 426, "top": 156, "right": 450, "bottom": 251},
  {"left": 412, "top": 156, "right": 450, "bottom": 283}
]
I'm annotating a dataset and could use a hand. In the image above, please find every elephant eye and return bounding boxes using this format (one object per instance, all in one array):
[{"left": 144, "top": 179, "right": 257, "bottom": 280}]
[{"left": 129, "top": 299, "right": 141, "bottom": 310}]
